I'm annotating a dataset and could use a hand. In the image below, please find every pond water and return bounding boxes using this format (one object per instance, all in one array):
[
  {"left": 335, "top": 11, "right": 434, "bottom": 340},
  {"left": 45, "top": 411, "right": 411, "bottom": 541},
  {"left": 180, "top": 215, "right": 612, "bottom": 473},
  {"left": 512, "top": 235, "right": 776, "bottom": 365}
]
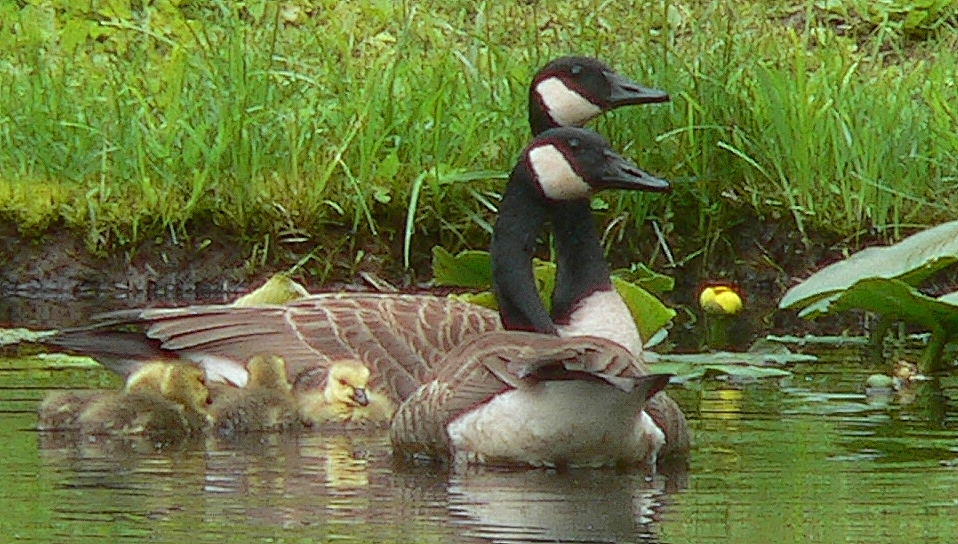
[
  {"left": 0, "top": 348, "right": 958, "bottom": 543},
  {"left": 3, "top": 336, "right": 958, "bottom": 542}
]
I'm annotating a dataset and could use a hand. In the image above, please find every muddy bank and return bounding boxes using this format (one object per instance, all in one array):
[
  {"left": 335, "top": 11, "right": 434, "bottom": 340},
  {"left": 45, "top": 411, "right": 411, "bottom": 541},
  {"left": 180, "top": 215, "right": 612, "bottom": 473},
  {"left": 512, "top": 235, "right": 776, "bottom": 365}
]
[{"left": 0, "top": 213, "right": 868, "bottom": 349}]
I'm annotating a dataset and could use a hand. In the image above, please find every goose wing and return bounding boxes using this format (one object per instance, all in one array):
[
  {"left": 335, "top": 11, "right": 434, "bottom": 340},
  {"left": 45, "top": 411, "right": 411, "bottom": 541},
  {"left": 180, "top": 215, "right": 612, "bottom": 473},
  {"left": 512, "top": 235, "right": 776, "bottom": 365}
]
[
  {"left": 53, "top": 293, "right": 500, "bottom": 401},
  {"left": 435, "top": 331, "right": 653, "bottom": 415}
]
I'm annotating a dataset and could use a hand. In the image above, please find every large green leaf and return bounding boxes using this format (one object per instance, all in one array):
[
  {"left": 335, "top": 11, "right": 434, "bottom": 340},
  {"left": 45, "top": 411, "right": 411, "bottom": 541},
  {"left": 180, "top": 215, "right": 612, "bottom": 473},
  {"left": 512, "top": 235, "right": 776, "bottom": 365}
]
[
  {"left": 803, "top": 277, "right": 958, "bottom": 333},
  {"left": 431, "top": 247, "right": 493, "bottom": 288},
  {"left": 779, "top": 220, "right": 958, "bottom": 310},
  {"left": 611, "top": 263, "right": 675, "bottom": 294},
  {"left": 612, "top": 276, "right": 676, "bottom": 340}
]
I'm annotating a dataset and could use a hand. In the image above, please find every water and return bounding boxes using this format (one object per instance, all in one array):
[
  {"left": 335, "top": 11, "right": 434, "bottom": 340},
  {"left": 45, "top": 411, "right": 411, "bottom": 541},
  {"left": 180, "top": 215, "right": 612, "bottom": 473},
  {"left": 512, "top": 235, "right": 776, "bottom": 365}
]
[{"left": 4, "top": 350, "right": 958, "bottom": 543}]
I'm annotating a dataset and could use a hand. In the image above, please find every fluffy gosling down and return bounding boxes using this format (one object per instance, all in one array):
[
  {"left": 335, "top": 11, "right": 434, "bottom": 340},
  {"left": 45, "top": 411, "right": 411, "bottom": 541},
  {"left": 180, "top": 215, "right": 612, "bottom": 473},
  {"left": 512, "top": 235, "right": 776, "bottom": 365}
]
[
  {"left": 209, "top": 354, "right": 298, "bottom": 436},
  {"left": 77, "top": 361, "right": 213, "bottom": 445},
  {"left": 297, "top": 359, "right": 396, "bottom": 429}
]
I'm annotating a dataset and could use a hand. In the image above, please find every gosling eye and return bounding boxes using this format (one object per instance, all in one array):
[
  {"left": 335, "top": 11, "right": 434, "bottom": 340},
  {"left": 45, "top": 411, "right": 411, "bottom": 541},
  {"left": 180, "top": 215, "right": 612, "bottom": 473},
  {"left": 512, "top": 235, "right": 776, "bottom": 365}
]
[{"left": 339, "top": 379, "right": 348, "bottom": 386}]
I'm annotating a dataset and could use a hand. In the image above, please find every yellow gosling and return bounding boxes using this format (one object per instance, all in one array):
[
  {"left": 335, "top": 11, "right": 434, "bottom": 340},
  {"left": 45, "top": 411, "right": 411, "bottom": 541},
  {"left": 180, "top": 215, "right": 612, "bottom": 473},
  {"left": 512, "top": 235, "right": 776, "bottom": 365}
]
[
  {"left": 298, "top": 359, "right": 395, "bottom": 429},
  {"left": 78, "top": 362, "right": 212, "bottom": 445},
  {"left": 37, "top": 390, "right": 101, "bottom": 431},
  {"left": 36, "top": 360, "right": 184, "bottom": 432},
  {"left": 210, "top": 354, "right": 298, "bottom": 436}
]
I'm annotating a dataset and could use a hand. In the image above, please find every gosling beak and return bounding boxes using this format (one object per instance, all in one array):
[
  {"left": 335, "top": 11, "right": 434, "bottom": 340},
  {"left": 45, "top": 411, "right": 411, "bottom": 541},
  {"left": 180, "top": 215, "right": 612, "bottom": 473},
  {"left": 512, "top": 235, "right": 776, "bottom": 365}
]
[
  {"left": 600, "top": 150, "right": 671, "bottom": 193},
  {"left": 351, "top": 388, "right": 370, "bottom": 407},
  {"left": 605, "top": 70, "right": 670, "bottom": 106}
]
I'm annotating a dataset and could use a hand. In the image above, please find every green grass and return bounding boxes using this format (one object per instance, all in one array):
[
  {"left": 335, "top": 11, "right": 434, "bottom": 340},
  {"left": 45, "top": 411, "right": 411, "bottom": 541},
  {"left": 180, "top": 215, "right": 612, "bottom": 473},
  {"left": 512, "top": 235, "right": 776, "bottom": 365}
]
[{"left": 0, "top": 0, "right": 956, "bottom": 269}]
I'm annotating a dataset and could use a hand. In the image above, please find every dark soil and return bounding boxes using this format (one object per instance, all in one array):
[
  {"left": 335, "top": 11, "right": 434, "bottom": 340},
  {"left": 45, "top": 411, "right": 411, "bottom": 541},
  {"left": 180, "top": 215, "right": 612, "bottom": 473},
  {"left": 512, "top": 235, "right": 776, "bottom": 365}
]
[{"left": 0, "top": 212, "right": 871, "bottom": 351}]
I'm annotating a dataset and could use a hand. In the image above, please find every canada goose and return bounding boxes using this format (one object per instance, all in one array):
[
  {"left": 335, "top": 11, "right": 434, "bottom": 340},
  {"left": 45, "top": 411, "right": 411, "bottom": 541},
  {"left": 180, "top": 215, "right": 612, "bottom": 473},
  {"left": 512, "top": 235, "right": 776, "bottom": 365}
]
[
  {"left": 209, "top": 354, "right": 298, "bottom": 436},
  {"left": 297, "top": 358, "right": 396, "bottom": 428},
  {"left": 77, "top": 361, "right": 212, "bottom": 444},
  {"left": 391, "top": 331, "right": 674, "bottom": 468},
  {"left": 39, "top": 59, "right": 688, "bottom": 457}
]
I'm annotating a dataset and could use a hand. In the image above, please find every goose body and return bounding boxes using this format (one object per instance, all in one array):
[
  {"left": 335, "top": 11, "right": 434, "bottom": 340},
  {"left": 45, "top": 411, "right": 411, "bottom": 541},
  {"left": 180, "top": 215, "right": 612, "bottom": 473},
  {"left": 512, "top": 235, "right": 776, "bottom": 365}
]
[
  {"left": 391, "top": 331, "right": 671, "bottom": 467},
  {"left": 390, "top": 127, "right": 684, "bottom": 466}
]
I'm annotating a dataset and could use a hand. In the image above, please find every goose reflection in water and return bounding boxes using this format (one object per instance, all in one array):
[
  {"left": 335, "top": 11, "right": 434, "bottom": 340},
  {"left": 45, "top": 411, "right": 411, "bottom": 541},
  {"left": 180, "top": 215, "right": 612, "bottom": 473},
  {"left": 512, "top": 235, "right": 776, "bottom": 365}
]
[
  {"left": 445, "top": 463, "right": 688, "bottom": 544},
  {"left": 36, "top": 429, "right": 687, "bottom": 542}
]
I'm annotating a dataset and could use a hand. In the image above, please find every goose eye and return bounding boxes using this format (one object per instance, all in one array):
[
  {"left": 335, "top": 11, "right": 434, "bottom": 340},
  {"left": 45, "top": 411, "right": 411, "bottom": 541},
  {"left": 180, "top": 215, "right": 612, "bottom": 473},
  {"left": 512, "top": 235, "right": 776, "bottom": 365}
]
[
  {"left": 571, "top": 64, "right": 582, "bottom": 75},
  {"left": 568, "top": 138, "right": 579, "bottom": 148}
]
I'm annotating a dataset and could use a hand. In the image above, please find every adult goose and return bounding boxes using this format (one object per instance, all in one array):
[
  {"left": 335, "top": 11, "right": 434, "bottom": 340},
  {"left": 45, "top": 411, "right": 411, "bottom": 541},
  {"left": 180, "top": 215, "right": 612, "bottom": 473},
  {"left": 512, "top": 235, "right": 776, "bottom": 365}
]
[
  {"left": 42, "top": 56, "right": 672, "bottom": 396},
  {"left": 391, "top": 128, "right": 678, "bottom": 467}
]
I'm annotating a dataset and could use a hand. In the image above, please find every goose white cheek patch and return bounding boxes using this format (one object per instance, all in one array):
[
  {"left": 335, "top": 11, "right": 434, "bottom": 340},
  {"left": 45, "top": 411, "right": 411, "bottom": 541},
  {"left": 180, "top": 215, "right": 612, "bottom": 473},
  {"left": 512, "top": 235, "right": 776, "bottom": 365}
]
[
  {"left": 528, "top": 145, "right": 591, "bottom": 200},
  {"left": 536, "top": 77, "right": 602, "bottom": 127}
]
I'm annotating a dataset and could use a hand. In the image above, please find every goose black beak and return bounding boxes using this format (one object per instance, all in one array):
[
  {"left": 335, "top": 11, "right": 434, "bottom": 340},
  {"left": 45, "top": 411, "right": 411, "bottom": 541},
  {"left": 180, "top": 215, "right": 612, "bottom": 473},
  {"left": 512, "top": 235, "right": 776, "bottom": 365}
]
[
  {"left": 605, "top": 71, "right": 670, "bottom": 106},
  {"left": 600, "top": 151, "right": 672, "bottom": 193},
  {"left": 352, "top": 387, "right": 370, "bottom": 407}
]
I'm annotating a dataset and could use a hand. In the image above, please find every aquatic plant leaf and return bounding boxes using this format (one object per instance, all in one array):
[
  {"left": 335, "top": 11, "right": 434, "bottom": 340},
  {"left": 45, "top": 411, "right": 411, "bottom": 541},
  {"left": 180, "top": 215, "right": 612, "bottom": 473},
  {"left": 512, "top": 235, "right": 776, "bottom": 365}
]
[
  {"left": 650, "top": 349, "right": 814, "bottom": 367},
  {"left": 431, "top": 247, "right": 493, "bottom": 288},
  {"left": 612, "top": 277, "right": 676, "bottom": 341},
  {"left": 648, "top": 355, "right": 794, "bottom": 382},
  {"left": 0, "top": 327, "right": 57, "bottom": 346},
  {"left": 780, "top": 220, "right": 958, "bottom": 310},
  {"left": 612, "top": 263, "right": 675, "bottom": 294},
  {"left": 232, "top": 273, "right": 309, "bottom": 306},
  {"left": 800, "top": 277, "right": 958, "bottom": 334}
]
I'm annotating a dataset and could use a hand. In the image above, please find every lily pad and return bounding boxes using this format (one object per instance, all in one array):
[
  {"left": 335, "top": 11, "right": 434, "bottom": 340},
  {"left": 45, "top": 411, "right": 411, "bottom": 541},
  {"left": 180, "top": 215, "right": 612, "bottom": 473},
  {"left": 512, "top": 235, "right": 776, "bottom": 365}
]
[
  {"left": 801, "top": 277, "right": 958, "bottom": 332},
  {"left": 0, "top": 327, "right": 57, "bottom": 346},
  {"left": 611, "top": 263, "right": 675, "bottom": 295},
  {"left": 648, "top": 357, "right": 794, "bottom": 382},
  {"left": 232, "top": 273, "right": 309, "bottom": 306},
  {"left": 431, "top": 247, "right": 493, "bottom": 289},
  {"left": 780, "top": 219, "right": 958, "bottom": 310}
]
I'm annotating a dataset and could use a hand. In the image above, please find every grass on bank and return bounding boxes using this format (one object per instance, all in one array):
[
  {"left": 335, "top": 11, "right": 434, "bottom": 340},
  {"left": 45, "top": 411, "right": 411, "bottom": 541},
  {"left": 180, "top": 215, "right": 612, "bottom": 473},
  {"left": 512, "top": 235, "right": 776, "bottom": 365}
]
[{"left": 0, "top": 0, "right": 956, "bottom": 276}]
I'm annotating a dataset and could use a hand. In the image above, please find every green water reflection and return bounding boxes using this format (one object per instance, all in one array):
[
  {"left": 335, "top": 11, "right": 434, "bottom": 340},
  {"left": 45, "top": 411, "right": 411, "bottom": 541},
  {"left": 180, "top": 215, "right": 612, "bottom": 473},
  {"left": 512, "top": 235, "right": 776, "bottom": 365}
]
[{"left": 2, "top": 351, "right": 958, "bottom": 543}]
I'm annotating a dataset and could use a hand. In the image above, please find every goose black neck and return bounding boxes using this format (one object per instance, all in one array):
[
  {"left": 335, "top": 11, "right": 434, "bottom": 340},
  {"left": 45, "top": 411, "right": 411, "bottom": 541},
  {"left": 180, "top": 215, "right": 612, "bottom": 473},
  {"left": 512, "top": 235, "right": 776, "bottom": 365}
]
[
  {"left": 549, "top": 200, "right": 615, "bottom": 325},
  {"left": 491, "top": 162, "right": 558, "bottom": 335}
]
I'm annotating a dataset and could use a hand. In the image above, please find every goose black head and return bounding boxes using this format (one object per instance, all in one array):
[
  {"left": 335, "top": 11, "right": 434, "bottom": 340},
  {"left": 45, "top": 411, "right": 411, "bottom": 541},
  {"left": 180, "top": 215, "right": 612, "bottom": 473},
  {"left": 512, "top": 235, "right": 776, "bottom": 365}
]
[
  {"left": 525, "top": 126, "right": 671, "bottom": 199},
  {"left": 529, "top": 56, "right": 670, "bottom": 135}
]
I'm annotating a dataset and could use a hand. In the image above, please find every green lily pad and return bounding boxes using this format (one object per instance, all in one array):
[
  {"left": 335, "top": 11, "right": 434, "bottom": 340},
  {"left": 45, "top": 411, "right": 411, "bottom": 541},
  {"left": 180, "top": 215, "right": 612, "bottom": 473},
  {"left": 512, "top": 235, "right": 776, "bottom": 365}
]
[
  {"left": 801, "top": 277, "right": 958, "bottom": 333},
  {"left": 431, "top": 247, "right": 493, "bottom": 289},
  {"left": 612, "top": 276, "right": 676, "bottom": 341},
  {"left": 0, "top": 327, "right": 57, "bottom": 346},
  {"left": 232, "top": 273, "right": 309, "bottom": 306},
  {"left": 611, "top": 263, "right": 675, "bottom": 295},
  {"left": 780, "top": 219, "right": 958, "bottom": 310}
]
